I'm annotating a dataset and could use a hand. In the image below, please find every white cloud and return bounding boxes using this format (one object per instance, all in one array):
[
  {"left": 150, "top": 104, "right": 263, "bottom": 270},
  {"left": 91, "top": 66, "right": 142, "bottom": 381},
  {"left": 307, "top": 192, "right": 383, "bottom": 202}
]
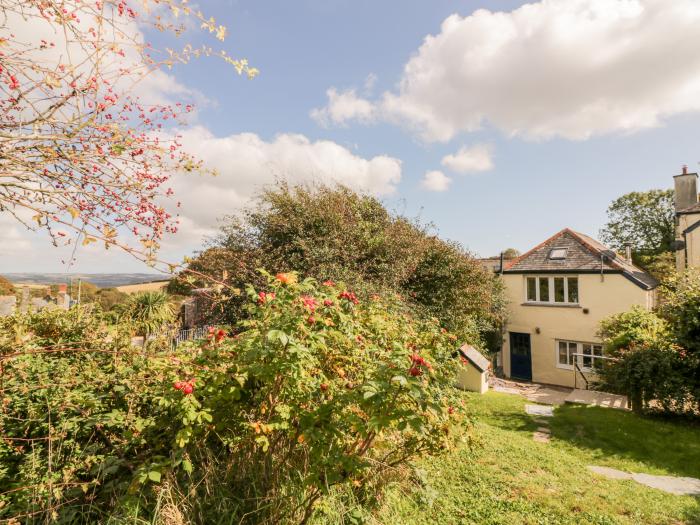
[
  {"left": 164, "top": 127, "right": 402, "bottom": 245},
  {"left": 441, "top": 144, "right": 494, "bottom": 174},
  {"left": 420, "top": 170, "right": 451, "bottom": 192},
  {"left": 2, "top": 128, "right": 403, "bottom": 271},
  {"left": 315, "top": 0, "right": 700, "bottom": 142},
  {"left": 310, "top": 88, "right": 377, "bottom": 127}
]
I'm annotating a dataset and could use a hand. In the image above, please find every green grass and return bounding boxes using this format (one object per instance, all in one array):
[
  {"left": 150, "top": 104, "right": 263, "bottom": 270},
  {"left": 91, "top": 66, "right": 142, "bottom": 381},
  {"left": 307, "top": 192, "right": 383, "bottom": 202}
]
[{"left": 318, "top": 392, "right": 700, "bottom": 525}]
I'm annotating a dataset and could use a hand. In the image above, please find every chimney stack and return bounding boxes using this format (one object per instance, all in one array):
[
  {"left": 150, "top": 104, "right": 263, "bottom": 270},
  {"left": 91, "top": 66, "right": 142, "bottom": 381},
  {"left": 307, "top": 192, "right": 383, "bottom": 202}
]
[{"left": 674, "top": 165, "right": 699, "bottom": 212}]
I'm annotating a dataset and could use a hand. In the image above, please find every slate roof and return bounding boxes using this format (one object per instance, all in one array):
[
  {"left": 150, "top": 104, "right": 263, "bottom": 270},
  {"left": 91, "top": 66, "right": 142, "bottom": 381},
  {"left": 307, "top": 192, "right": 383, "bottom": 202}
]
[
  {"left": 503, "top": 229, "right": 658, "bottom": 290},
  {"left": 459, "top": 344, "right": 490, "bottom": 372}
]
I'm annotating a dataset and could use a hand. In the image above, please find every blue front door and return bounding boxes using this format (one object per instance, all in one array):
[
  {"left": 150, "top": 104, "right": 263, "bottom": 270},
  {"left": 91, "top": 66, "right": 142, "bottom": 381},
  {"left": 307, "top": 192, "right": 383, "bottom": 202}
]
[{"left": 509, "top": 332, "right": 532, "bottom": 381}]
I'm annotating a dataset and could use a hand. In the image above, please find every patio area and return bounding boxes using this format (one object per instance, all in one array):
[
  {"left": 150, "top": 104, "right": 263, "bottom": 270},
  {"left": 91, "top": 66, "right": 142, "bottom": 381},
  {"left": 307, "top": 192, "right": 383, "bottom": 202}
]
[{"left": 490, "top": 377, "right": 629, "bottom": 409}]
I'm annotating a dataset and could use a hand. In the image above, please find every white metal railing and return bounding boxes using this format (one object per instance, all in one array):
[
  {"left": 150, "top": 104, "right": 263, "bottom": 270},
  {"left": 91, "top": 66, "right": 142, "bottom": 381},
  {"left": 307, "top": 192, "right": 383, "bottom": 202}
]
[
  {"left": 173, "top": 325, "right": 214, "bottom": 346},
  {"left": 143, "top": 325, "right": 215, "bottom": 348}
]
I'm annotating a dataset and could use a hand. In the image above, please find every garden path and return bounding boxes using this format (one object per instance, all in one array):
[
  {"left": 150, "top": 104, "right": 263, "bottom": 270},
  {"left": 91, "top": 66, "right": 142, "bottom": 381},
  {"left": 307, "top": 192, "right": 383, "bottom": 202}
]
[{"left": 587, "top": 466, "right": 700, "bottom": 496}]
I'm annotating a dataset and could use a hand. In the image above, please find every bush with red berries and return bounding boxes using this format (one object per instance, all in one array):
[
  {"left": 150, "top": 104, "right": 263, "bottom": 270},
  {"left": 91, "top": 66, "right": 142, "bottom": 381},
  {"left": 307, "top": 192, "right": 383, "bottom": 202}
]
[
  {"left": 153, "top": 270, "right": 467, "bottom": 522},
  {"left": 0, "top": 271, "right": 470, "bottom": 524}
]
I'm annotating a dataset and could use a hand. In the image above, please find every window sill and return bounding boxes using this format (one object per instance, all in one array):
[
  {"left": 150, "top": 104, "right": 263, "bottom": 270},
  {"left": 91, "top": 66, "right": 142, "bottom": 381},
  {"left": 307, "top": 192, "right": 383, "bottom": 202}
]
[{"left": 521, "top": 302, "right": 581, "bottom": 308}]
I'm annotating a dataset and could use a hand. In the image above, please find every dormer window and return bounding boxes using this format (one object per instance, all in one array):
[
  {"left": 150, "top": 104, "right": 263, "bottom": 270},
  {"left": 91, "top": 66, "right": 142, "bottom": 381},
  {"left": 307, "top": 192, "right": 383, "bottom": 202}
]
[{"left": 548, "top": 248, "right": 567, "bottom": 260}]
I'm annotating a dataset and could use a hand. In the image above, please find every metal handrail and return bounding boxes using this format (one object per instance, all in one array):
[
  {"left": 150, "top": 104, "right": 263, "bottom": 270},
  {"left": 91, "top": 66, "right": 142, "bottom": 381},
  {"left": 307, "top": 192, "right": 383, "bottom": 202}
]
[{"left": 570, "top": 353, "right": 617, "bottom": 390}]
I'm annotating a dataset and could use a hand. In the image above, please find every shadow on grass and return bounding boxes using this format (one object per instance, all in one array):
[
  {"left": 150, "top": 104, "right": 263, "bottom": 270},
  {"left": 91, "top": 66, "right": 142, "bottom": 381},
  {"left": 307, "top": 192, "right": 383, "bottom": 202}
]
[
  {"left": 551, "top": 404, "right": 700, "bottom": 479},
  {"left": 465, "top": 392, "right": 539, "bottom": 435}
]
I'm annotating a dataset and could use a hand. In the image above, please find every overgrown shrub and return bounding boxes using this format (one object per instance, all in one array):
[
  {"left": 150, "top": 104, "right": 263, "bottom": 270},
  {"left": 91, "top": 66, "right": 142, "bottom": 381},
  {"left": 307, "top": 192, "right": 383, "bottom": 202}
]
[
  {"left": 170, "top": 183, "right": 505, "bottom": 346},
  {"left": 0, "top": 272, "right": 469, "bottom": 524},
  {"left": 0, "top": 304, "right": 108, "bottom": 352},
  {"left": 598, "top": 305, "right": 698, "bottom": 414}
]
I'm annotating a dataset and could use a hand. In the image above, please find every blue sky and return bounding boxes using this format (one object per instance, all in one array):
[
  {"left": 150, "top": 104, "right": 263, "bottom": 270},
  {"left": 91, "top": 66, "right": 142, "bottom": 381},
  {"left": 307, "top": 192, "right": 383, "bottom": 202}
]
[{"left": 4, "top": 0, "right": 700, "bottom": 273}]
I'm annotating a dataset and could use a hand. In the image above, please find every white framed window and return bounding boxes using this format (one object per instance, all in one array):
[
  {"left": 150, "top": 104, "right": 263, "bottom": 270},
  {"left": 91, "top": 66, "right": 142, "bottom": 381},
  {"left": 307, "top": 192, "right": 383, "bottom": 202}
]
[
  {"left": 556, "top": 340, "right": 603, "bottom": 370},
  {"left": 525, "top": 276, "right": 579, "bottom": 305}
]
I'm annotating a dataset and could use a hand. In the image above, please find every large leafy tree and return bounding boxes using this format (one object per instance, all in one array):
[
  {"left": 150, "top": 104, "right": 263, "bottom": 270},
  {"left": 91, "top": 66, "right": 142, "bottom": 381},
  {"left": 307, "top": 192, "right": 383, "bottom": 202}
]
[
  {"left": 172, "top": 183, "right": 505, "bottom": 343},
  {"left": 0, "top": 0, "right": 256, "bottom": 263},
  {"left": 599, "top": 190, "right": 675, "bottom": 256}
]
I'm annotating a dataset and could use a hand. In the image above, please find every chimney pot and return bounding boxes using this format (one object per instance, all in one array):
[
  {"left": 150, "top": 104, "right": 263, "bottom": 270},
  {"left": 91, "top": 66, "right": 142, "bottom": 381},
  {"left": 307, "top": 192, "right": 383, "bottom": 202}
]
[{"left": 674, "top": 168, "right": 699, "bottom": 212}]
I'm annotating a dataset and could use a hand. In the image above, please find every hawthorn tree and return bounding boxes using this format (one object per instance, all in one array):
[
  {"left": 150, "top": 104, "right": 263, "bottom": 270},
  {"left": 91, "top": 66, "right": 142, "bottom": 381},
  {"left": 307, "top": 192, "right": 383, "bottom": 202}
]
[{"left": 0, "top": 0, "right": 257, "bottom": 264}]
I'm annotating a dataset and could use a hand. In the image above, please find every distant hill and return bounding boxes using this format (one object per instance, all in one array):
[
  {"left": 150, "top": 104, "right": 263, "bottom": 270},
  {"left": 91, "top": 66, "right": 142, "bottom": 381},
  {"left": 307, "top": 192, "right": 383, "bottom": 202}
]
[{"left": 3, "top": 273, "right": 167, "bottom": 288}]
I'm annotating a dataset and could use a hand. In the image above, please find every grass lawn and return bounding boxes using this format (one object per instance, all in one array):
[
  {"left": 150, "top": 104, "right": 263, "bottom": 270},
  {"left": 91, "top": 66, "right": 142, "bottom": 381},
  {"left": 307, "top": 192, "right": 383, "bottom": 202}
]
[{"left": 361, "top": 392, "right": 700, "bottom": 525}]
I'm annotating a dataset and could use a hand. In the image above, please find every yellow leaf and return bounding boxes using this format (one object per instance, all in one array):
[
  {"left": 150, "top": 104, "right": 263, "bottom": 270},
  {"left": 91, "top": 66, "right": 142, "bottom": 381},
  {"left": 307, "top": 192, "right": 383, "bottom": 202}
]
[
  {"left": 82, "top": 236, "right": 96, "bottom": 246},
  {"left": 102, "top": 225, "right": 116, "bottom": 238},
  {"left": 67, "top": 207, "right": 79, "bottom": 219}
]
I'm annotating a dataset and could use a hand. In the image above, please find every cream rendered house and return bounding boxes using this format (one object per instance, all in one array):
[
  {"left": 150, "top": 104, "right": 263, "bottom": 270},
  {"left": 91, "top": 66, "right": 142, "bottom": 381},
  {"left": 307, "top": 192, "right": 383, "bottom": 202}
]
[
  {"left": 499, "top": 229, "right": 657, "bottom": 388},
  {"left": 673, "top": 167, "right": 700, "bottom": 270}
]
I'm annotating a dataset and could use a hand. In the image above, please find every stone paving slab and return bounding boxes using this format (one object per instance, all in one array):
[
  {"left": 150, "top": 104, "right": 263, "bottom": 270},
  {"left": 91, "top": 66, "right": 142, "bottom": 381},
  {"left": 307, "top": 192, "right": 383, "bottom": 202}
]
[
  {"left": 566, "top": 389, "right": 629, "bottom": 410},
  {"left": 525, "top": 404, "right": 554, "bottom": 417},
  {"left": 533, "top": 431, "right": 551, "bottom": 443},
  {"left": 587, "top": 466, "right": 700, "bottom": 496}
]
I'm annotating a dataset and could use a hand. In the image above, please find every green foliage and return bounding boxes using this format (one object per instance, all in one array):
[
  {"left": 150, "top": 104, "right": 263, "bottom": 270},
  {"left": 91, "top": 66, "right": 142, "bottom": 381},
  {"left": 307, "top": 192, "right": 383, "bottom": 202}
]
[
  {"left": 0, "top": 275, "right": 15, "bottom": 295},
  {"left": 0, "top": 305, "right": 108, "bottom": 352},
  {"left": 659, "top": 268, "right": 700, "bottom": 353},
  {"left": 598, "top": 306, "right": 672, "bottom": 352},
  {"left": 403, "top": 237, "right": 504, "bottom": 342},
  {"left": 636, "top": 251, "right": 677, "bottom": 283},
  {"left": 68, "top": 281, "right": 130, "bottom": 311},
  {"left": 598, "top": 304, "right": 698, "bottom": 414},
  {"left": 599, "top": 189, "right": 675, "bottom": 257},
  {"left": 0, "top": 272, "right": 468, "bottom": 524},
  {"left": 171, "top": 183, "right": 505, "bottom": 343},
  {"left": 121, "top": 291, "right": 175, "bottom": 336}
]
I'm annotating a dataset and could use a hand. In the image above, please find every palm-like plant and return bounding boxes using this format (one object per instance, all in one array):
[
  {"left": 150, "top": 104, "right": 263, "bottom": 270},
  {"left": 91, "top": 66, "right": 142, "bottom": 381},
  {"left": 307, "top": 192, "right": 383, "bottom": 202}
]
[{"left": 123, "top": 291, "right": 175, "bottom": 338}]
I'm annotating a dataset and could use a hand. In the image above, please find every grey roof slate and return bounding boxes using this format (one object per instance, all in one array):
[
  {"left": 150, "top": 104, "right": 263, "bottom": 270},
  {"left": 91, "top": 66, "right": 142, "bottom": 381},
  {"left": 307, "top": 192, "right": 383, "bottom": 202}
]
[
  {"left": 503, "top": 229, "right": 658, "bottom": 290},
  {"left": 459, "top": 344, "right": 490, "bottom": 372}
]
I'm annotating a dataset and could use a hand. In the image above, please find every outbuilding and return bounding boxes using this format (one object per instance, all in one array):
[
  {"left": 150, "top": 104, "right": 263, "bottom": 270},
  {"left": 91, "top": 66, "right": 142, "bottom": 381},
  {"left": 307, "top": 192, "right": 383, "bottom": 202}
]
[{"left": 456, "top": 344, "right": 490, "bottom": 394}]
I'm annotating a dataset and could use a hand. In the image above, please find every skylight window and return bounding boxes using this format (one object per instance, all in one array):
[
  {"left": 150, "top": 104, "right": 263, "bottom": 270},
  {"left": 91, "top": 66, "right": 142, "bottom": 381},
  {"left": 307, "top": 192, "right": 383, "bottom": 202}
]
[{"left": 548, "top": 248, "right": 567, "bottom": 260}]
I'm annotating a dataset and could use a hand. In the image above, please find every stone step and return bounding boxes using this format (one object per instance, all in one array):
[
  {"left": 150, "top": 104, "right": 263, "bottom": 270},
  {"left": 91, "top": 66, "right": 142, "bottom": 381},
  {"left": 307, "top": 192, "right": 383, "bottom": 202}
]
[{"left": 565, "top": 389, "right": 629, "bottom": 410}]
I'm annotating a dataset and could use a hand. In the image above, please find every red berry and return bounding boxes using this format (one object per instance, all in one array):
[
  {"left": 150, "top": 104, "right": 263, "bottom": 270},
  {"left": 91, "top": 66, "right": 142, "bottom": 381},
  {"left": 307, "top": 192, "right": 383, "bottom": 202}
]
[
  {"left": 182, "top": 383, "right": 194, "bottom": 395},
  {"left": 320, "top": 383, "right": 329, "bottom": 392}
]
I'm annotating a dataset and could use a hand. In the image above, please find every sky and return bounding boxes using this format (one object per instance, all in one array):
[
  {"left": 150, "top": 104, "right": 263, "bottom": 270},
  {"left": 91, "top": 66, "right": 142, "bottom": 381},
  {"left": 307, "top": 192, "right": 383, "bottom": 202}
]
[{"left": 3, "top": 0, "right": 700, "bottom": 274}]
